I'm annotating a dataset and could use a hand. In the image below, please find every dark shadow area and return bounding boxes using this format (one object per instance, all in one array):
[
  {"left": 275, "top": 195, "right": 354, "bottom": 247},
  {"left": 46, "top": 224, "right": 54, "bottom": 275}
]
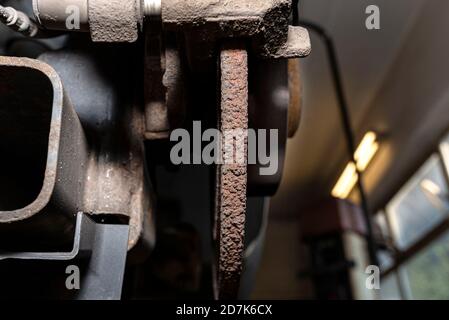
[{"left": 0, "top": 66, "right": 52, "bottom": 211}]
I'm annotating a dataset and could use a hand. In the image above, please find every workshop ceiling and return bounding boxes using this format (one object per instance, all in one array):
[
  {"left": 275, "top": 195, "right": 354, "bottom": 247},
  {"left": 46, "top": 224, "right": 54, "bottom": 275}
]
[{"left": 272, "top": 0, "right": 433, "bottom": 217}]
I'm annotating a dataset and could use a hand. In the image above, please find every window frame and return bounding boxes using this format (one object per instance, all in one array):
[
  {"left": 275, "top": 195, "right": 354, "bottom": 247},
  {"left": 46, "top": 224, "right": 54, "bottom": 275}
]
[{"left": 378, "top": 133, "right": 449, "bottom": 300}]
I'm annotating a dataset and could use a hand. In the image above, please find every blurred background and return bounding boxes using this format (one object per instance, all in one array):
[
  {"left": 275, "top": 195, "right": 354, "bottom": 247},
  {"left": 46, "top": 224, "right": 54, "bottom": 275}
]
[{"left": 253, "top": 0, "right": 449, "bottom": 299}]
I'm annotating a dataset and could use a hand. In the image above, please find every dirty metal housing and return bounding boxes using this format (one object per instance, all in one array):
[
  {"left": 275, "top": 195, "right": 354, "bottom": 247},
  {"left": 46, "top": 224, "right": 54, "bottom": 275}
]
[
  {"left": 39, "top": 48, "right": 155, "bottom": 254},
  {"left": 0, "top": 50, "right": 156, "bottom": 256},
  {"left": 33, "top": 0, "right": 143, "bottom": 42},
  {"left": 162, "top": 0, "right": 311, "bottom": 63},
  {"left": 33, "top": 0, "right": 90, "bottom": 32},
  {"left": 31, "top": 0, "right": 311, "bottom": 60},
  {"left": 0, "top": 56, "right": 88, "bottom": 252}
]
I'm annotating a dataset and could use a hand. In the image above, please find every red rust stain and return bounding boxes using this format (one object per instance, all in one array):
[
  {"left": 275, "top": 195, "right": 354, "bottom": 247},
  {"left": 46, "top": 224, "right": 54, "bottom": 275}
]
[{"left": 216, "top": 43, "right": 248, "bottom": 300}]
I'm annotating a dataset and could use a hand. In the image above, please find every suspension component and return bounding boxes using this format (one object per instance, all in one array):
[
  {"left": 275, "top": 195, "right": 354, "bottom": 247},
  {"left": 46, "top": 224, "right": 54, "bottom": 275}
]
[
  {"left": 0, "top": 5, "right": 39, "bottom": 37},
  {"left": 30, "top": 0, "right": 310, "bottom": 60}
]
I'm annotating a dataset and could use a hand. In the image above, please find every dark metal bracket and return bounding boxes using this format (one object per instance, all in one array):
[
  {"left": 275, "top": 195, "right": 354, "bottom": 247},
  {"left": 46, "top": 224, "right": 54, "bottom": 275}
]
[{"left": 0, "top": 212, "right": 130, "bottom": 300}]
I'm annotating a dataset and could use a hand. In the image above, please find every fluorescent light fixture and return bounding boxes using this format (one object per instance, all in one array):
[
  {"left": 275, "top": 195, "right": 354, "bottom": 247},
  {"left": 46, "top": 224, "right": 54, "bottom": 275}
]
[
  {"left": 354, "top": 131, "right": 379, "bottom": 171},
  {"left": 332, "top": 162, "right": 358, "bottom": 199},
  {"left": 331, "top": 131, "right": 379, "bottom": 199}
]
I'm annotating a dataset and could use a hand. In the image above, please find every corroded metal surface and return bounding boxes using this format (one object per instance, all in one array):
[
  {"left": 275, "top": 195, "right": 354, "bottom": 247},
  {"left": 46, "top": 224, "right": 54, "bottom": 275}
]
[
  {"left": 162, "top": 0, "right": 310, "bottom": 70},
  {"left": 269, "top": 26, "right": 311, "bottom": 59},
  {"left": 0, "top": 52, "right": 155, "bottom": 255},
  {"left": 215, "top": 43, "right": 248, "bottom": 300},
  {"left": 144, "top": 25, "right": 186, "bottom": 140},
  {"left": 40, "top": 50, "right": 155, "bottom": 253},
  {"left": 288, "top": 58, "right": 302, "bottom": 138},
  {"left": 32, "top": 0, "right": 140, "bottom": 40},
  {"left": 89, "top": 0, "right": 140, "bottom": 42},
  {"left": 0, "top": 56, "right": 88, "bottom": 251}
]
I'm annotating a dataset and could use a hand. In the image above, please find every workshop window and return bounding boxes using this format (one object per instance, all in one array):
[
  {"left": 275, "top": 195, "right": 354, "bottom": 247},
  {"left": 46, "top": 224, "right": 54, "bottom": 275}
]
[
  {"left": 386, "top": 155, "right": 449, "bottom": 250},
  {"left": 380, "top": 272, "right": 402, "bottom": 300},
  {"left": 440, "top": 132, "right": 449, "bottom": 176},
  {"left": 404, "top": 231, "right": 449, "bottom": 299},
  {"left": 379, "top": 131, "right": 449, "bottom": 299},
  {"left": 375, "top": 211, "right": 394, "bottom": 271}
]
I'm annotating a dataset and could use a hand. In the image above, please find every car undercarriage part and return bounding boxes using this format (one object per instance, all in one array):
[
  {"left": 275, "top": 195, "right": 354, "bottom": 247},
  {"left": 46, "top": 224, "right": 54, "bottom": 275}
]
[
  {"left": 0, "top": 212, "right": 130, "bottom": 300},
  {"left": 214, "top": 43, "right": 249, "bottom": 300},
  {"left": 31, "top": 0, "right": 310, "bottom": 57},
  {"left": 0, "top": 4, "right": 39, "bottom": 37},
  {"left": 0, "top": 0, "right": 310, "bottom": 300}
]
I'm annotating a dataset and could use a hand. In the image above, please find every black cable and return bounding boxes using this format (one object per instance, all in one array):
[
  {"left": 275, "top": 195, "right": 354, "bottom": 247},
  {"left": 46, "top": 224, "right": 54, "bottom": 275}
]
[{"left": 296, "top": 17, "right": 379, "bottom": 267}]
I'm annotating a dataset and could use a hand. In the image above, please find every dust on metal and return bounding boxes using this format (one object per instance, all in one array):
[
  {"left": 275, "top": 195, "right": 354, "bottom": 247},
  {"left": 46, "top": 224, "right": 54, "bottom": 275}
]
[{"left": 215, "top": 42, "right": 248, "bottom": 300}]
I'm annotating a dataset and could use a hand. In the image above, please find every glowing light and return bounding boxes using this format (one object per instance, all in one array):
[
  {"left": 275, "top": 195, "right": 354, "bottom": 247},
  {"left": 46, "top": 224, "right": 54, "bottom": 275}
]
[{"left": 332, "top": 132, "right": 379, "bottom": 199}]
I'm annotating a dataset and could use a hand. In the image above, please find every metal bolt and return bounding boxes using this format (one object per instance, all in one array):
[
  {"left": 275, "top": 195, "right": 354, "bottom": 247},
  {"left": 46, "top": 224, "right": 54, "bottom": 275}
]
[{"left": 0, "top": 5, "right": 38, "bottom": 37}]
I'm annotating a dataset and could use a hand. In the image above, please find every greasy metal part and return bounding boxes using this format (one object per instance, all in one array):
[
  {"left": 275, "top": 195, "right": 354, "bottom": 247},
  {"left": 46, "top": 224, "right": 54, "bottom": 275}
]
[
  {"left": 0, "top": 49, "right": 155, "bottom": 255},
  {"left": 162, "top": 38, "right": 186, "bottom": 134},
  {"left": 163, "top": 0, "right": 311, "bottom": 68},
  {"left": 144, "top": 30, "right": 186, "bottom": 140},
  {"left": 288, "top": 58, "right": 302, "bottom": 138},
  {"left": 33, "top": 0, "right": 89, "bottom": 32},
  {"left": 143, "top": 0, "right": 185, "bottom": 140},
  {"left": 39, "top": 49, "right": 155, "bottom": 253},
  {"left": 144, "top": 52, "right": 170, "bottom": 138},
  {"left": 214, "top": 43, "right": 248, "bottom": 300},
  {"left": 144, "top": 18, "right": 169, "bottom": 139},
  {"left": 0, "top": 212, "right": 129, "bottom": 300},
  {"left": 0, "top": 56, "right": 88, "bottom": 252}
]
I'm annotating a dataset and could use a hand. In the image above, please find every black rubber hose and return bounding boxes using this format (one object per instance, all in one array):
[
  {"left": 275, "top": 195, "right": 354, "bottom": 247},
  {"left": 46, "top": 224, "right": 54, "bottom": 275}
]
[{"left": 293, "top": 7, "right": 379, "bottom": 266}]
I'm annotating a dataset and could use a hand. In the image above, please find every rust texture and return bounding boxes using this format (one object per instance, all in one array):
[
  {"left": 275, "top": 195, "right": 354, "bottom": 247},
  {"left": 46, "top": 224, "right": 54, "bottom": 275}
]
[
  {"left": 89, "top": 0, "right": 139, "bottom": 42},
  {"left": 0, "top": 56, "right": 85, "bottom": 224},
  {"left": 0, "top": 56, "right": 88, "bottom": 251},
  {"left": 216, "top": 43, "right": 248, "bottom": 300},
  {"left": 288, "top": 58, "right": 302, "bottom": 137},
  {"left": 144, "top": 30, "right": 186, "bottom": 140},
  {"left": 162, "top": 0, "right": 310, "bottom": 69},
  {"left": 0, "top": 54, "right": 155, "bottom": 254}
]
